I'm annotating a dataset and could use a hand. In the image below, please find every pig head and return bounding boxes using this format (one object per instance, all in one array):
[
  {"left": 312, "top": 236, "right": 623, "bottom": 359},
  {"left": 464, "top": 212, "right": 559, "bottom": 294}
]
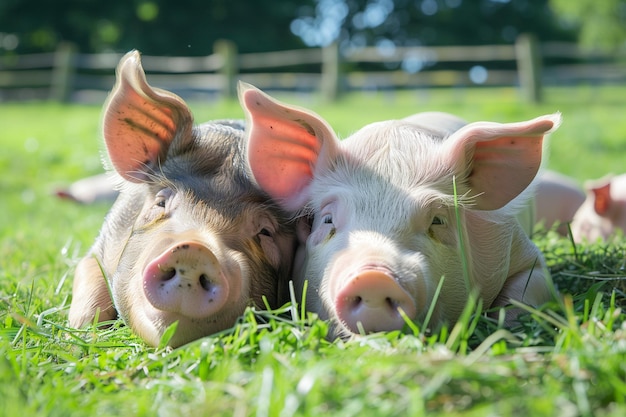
[
  {"left": 240, "top": 82, "right": 559, "bottom": 338},
  {"left": 571, "top": 174, "right": 626, "bottom": 243},
  {"left": 68, "top": 52, "right": 296, "bottom": 347}
]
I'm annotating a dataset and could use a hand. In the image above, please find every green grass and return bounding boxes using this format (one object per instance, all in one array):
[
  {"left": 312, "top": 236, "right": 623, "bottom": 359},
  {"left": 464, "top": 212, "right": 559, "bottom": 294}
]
[{"left": 2, "top": 85, "right": 626, "bottom": 416}]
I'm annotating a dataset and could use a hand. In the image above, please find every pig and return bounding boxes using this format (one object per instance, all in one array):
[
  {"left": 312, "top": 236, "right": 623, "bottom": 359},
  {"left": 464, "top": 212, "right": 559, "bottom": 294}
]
[
  {"left": 68, "top": 51, "right": 296, "bottom": 348},
  {"left": 570, "top": 174, "right": 626, "bottom": 243},
  {"left": 239, "top": 82, "right": 559, "bottom": 338},
  {"left": 534, "top": 170, "right": 585, "bottom": 236},
  {"left": 56, "top": 173, "right": 119, "bottom": 204}
]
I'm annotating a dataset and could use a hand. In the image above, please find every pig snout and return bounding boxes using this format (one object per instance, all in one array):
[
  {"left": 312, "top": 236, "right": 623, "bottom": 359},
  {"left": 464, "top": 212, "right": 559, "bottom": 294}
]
[
  {"left": 143, "top": 242, "right": 230, "bottom": 319},
  {"left": 334, "top": 268, "right": 417, "bottom": 334}
]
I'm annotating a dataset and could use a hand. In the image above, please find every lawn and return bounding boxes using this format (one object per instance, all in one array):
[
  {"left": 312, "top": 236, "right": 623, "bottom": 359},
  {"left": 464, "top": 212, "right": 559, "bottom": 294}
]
[{"left": 1, "top": 85, "right": 626, "bottom": 416}]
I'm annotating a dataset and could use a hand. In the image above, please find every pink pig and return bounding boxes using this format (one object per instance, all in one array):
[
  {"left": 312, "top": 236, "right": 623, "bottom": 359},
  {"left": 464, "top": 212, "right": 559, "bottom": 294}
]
[
  {"left": 570, "top": 174, "right": 626, "bottom": 242},
  {"left": 56, "top": 173, "right": 119, "bottom": 204},
  {"left": 534, "top": 170, "right": 585, "bottom": 236},
  {"left": 239, "top": 83, "right": 559, "bottom": 338}
]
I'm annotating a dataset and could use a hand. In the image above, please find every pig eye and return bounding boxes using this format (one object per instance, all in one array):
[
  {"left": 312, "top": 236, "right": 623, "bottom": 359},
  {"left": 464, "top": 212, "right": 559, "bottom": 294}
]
[
  {"left": 320, "top": 214, "right": 336, "bottom": 240},
  {"left": 256, "top": 216, "right": 276, "bottom": 240},
  {"left": 258, "top": 228, "right": 273, "bottom": 237},
  {"left": 154, "top": 188, "right": 173, "bottom": 208}
]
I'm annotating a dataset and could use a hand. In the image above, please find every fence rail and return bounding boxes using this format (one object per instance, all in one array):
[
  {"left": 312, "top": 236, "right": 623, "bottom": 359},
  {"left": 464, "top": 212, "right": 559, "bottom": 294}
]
[{"left": 1, "top": 35, "right": 625, "bottom": 104}]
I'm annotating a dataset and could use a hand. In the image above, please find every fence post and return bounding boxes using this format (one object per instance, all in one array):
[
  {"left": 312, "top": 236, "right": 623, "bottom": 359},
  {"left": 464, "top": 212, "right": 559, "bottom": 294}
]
[
  {"left": 321, "top": 42, "right": 341, "bottom": 101},
  {"left": 50, "top": 42, "right": 76, "bottom": 102},
  {"left": 214, "top": 39, "right": 238, "bottom": 99},
  {"left": 515, "top": 34, "right": 542, "bottom": 103}
]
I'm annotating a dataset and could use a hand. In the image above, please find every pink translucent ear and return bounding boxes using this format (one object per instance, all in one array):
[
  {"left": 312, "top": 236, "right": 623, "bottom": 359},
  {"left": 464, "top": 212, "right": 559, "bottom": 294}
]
[
  {"left": 240, "top": 82, "right": 340, "bottom": 211},
  {"left": 586, "top": 177, "right": 613, "bottom": 216},
  {"left": 102, "top": 50, "right": 193, "bottom": 182},
  {"left": 443, "top": 113, "right": 561, "bottom": 210}
]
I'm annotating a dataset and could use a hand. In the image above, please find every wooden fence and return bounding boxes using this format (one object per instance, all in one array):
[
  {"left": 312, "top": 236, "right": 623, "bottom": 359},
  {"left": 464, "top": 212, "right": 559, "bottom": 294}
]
[{"left": 1, "top": 35, "right": 624, "bottom": 104}]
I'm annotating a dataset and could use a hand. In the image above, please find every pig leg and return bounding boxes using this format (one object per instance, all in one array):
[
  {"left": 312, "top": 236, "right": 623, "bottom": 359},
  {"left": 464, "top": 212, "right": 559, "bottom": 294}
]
[
  {"left": 56, "top": 173, "right": 119, "bottom": 205},
  {"left": 68, "top": 256, "right": 116, "bottom": 328}
]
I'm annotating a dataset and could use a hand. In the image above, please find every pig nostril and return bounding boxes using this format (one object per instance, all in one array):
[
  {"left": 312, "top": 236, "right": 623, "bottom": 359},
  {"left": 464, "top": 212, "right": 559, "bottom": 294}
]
[
  {"left": 386, "top": 297, "right": 399, "bottom": 311},
  {"left": 159, "top": 268, "right": 176, "bottom": 282},
  {"left": 343, "top": 295, "right": 362, "bottom": 309},
  {"left": 199, "top": 274, "right": 213, "bottom": 292},
  {"left": 351, "top": 295, "right": 401, "bottom": 314}
]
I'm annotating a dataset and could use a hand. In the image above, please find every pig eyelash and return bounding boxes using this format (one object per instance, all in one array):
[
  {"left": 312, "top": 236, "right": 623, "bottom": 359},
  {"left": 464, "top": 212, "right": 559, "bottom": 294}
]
[
  {"left": 256, "top": 214, "right": 278, "bottom": 239},
  {"left": 431, "top": 216, "right": 444, "bottom": 225},
  {"left": 154, "top": 188, "right": 174, "bottom": 208},
  {"left": 320, "top": 214, "right": 337, "bottom": 240},
  {"left": 255, "top": 226, "right": 277, "bottom": 254}
]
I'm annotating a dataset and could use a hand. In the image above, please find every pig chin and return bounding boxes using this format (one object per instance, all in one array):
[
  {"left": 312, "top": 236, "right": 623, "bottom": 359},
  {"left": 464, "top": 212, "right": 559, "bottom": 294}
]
[{"left": 130, "top": 303, "right": 246, "bottom": 348}]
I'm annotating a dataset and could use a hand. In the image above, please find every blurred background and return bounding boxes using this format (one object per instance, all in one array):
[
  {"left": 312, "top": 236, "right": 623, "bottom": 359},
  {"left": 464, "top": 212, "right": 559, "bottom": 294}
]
[{"left": 0, "top": 0, "right": 625, "bottom": 103}]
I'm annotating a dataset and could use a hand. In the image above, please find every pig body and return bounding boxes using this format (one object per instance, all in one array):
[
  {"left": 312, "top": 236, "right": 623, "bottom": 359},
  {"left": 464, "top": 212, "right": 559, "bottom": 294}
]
[
  {"left": 240, "top": 84, "right": 558, "bottom": 338},
  {"left": 56, "top": 173, "right": 119, "bottom": 204},
  {"left": 534, "top": 170, "right": 585, "bottom": 236},
  {"left": 68, "top": 52, "right": 296, "bottom": 347},
  {"left": 570, "top": 174, "right": 626, "bottom": 242}
]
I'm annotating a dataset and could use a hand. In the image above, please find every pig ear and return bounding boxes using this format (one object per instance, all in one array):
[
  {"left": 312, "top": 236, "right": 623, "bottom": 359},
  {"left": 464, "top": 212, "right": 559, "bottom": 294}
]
[
  {"left": 588, "top": 178, "right": 613, "bottom": 216},
  {"left": 103, "top": 50, "right": 193, "bottom": 183},
  {"left": 444, "top": 113, "right": 561, "bottom": 210},
  {"left": 239, "top": 82, "right": 340, "bottom": 211}
]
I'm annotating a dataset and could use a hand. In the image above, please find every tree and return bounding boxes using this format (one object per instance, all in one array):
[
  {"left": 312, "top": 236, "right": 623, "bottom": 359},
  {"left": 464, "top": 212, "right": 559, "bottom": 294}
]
[
  {"left": 0, "top": 0, "right": 579, "bottom": 55},
  {"left": 291, "top": 0, "right": 575, "bottom": 50},
  {"left": 550, "top": 0, "right": 626, "bottom": 51},
  {"left": 0, "top": 0, "right": 313, "bottom": 55}
]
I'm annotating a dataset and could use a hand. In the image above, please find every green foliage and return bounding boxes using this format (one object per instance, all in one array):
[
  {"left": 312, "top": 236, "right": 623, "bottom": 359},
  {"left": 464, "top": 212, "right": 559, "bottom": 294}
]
[
  {"left": 550, "top": 0, "right": 626, "bottom": 51},
  {"left": 296, "top": 0, "right": 574, "bottom": 48},
  {"left": 0, "top": 0, "right": 313, "bottom": 55},
  {"left": 2, "top": 86, "right": 626, "bottom": 416},
  {"left": 0, "top": 0, "right": 578, "bottom": 55}
]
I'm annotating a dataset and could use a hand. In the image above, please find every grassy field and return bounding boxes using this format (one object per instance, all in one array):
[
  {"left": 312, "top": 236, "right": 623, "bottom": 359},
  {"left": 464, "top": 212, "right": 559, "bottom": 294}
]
[{"left": 1, "top": 85, "right": 626, "bottom": 416}]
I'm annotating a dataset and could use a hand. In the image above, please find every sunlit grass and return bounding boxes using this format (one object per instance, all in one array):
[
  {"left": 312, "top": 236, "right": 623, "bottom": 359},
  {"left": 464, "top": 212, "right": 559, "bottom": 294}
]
[{"left": 2, "top": 86, "right": 626, "bottom": 416}]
